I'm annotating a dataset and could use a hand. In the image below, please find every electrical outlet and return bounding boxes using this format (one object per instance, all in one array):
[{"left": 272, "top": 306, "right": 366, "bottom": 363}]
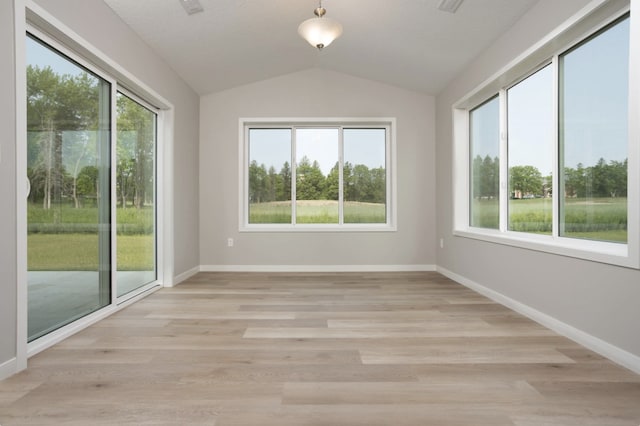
[
  {"left": 227, "top": 238, "right": 234, "bottom": 247},
  {"left": 439, "top": 238, "right": 444, "bottom": 249}
]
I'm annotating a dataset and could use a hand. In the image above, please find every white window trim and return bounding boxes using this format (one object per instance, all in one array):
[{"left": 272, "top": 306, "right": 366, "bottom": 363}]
[
  {"left": 452, "top": 0, "right": 639, "bottom": 269},
  {"left": 16, "top": 0, "right": 176, "bottom": 365},
  {"left": 239, "top": 117, "right": 397, "bottom": 232}
]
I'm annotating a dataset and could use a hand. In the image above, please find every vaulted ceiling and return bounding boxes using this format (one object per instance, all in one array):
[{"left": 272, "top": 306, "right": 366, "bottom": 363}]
[{"left": 103, "top": 0, "right": 539, "bottom": 95}]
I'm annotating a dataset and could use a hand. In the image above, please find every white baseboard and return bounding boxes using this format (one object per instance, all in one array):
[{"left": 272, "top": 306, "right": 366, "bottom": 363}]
[
  {"left": 0, "top": 357, "right": 19, "bottom": 381},
  {"left": 172, "top": 265, "right": 200, "bottom": 286},
  {"left": 199, "top": 264, "right": 436, "bottom": 273},
  {"left": 436, "top": 266, "right": 640, "bottom": 376}
]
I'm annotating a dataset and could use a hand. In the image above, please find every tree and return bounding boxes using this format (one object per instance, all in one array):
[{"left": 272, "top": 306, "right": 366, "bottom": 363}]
[
  {"left": 324, "top": 162, "right": 340, "bottom": 200},
  {"left": 608, "top": 159, "right": 627, "bottom": 198},
  {"left": 117, "top": 156, "right": 136, "bottom": 207},
  {"left": 481, "top": 155, "right": 499, "bottom": 199},
  {"left": 351, "top": 164, "right": 372, "bottom": 201},
  {"left": 76, "top": 165, "right": 99, "bottom": 204},
  {"left": 60, "top": 72, "right": 101, "bottom": 208},
  {"left": 27, "top": 65, "right": 102, "bottom": 209},
  {"left": 265, "top": 166, "right": 277, "bottom": 202},
  {"left": 472, "top": 155, "right": 499, "bottom": 199},
  {"left": 343, "top": 162, "right": 354, "bottom": 200},
  {"left": 296, "top": 156, "right": 325, "bottom": 200},
  {"left": 509, "top": 165, "right": 543, "bottom": 198},
  {"left": 278, "top": 162, "right": 292, "bottom": 201},
  {"left": 27, "top": 65, "right": 62, "bottom": 209},
  {"left": 117, "top": 94, "right": 155, "bottom": 209},
  {"left": 369, "top": 167, "right": 386, "bottom": 204},
  {"left": 248, "top": 160, "right": 267, "bottom": 203}
]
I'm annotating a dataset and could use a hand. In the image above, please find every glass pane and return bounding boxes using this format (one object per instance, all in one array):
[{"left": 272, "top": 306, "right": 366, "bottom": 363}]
[
  {"left": 248, "top": 129, "right": 292, "bottom": 223},
  {"left": 116, "top": 93, "right": 157, "bottom": 297},
  {"left": 470, "top": 97, "right": 500, "bottom": 229},
  {"left": 507, "top": 66, "right": 553, "bottom": 234},
  {"left": 26, "top": 35, "right": 111, "bottom": 341},
  {"left": 343, "top": 128, "right": 386, "bottom": 223},
  {"left": 295, "top": 128, "right": 339, "bottom": 224},
  {"left": 559, "top": 17, "right": 629, "bottom": 243}
]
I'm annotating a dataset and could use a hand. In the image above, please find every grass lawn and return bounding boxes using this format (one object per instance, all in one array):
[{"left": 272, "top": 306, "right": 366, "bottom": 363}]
[
  {"left": 249, "top": 200, "right": 386, "bottom": 224},
  {"left": 28, "top": 203, "right": 155, "bottom": 270},
  {"left": 28, "top": 234, "right": 154, "bottom": 271},
  {"left": 472, "top": 197, "right": 627, "bottom": 242}
]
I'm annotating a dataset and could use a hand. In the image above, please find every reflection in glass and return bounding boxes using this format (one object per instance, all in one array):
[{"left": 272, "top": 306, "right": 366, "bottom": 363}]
[
  {"left": 248, "top": 129, "right": 292, "bottom": 223},
  {"left": 26, "top": 35, "right": 111, "bottom": 341},
  {"left": 116, "top": 93, "right": 157, "bottom": 297},
  {"left": 507, "top": 66, "right": 553, "bottom": 234},
  {"left": 343, "top": 129, "right": 386, "bottom": 223},
  {"left": 470, "top": 96, "right": 500, "bottom": 229},
  {"left": 559, "top": 16, "right": 629, "bottom": 243},
  {"left": 295, "top": 128, "right": 339, "bottom": 224}
]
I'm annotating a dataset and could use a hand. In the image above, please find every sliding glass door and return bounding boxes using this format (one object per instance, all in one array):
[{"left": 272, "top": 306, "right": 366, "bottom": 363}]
[
  {"left": 116, "top": 93, "right": 157, "bottom": 297},
  {"left": 26, "top": 32, "right": 159, "bottom": 342},
  {"left": 26, "top": 34, "right": 112, "bottom": 341}
]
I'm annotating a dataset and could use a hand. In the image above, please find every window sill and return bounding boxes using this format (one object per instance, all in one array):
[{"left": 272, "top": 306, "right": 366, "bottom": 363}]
[
  {"left": 240, "top": 224, "right": 397, "bottom": 233},
  {"left": 453, "top": 228, "right": 638, "bottom": 269}
]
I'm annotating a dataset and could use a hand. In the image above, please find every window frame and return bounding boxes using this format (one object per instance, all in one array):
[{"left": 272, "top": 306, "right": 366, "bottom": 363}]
[
  {"left": 239, "top": 118, "right": 397, "bottom": 232},
  {"left": 452, "top": 1, "right": 639, "bottom": 269}
]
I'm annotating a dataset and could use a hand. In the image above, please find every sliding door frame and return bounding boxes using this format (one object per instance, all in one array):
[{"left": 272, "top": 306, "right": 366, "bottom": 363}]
[
  {"left": 115, "top": 87, "right": 160, "bottom": 303},
  {"left": 14, "top": 0, "right": 175, "bottom": 368}
]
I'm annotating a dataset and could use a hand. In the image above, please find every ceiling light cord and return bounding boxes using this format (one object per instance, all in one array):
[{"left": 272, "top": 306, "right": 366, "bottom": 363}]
[{"left": 314, "top": 0, "right": 326, "bottom": 18}]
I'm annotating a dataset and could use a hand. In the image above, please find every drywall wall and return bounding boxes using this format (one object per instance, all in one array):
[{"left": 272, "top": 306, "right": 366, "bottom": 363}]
[
  {"left": 200, "top": 68, "right": 435, "bottom": 269},
  {"left": 31, "top": 0, "right": 201, "bottom": 278},
  {"left": 436, "top": 0, "right": 640, "bottom": 361},
  {"left": 0, "top": 0, "right": 18, "bottom": 373}
]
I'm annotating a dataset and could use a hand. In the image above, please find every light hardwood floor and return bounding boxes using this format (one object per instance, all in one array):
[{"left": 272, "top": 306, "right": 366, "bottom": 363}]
[{"left": 1, "top": 272, "right": 639, "bottom": 425}]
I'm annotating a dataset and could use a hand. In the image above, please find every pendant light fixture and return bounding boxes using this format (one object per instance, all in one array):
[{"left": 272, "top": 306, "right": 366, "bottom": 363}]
[{"left": 298, "top": 0, "right": 343, "bottom": 50}]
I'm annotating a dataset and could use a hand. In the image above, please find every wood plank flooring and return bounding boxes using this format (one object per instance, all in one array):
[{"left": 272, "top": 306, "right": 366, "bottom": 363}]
[{"left": 1, "top": 271, "right": 639, "bottom": 425}]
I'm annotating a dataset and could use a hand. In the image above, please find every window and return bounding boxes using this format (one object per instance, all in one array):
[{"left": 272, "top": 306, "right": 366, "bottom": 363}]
[
  {"left": 559, "top": 18, "right": 629, "bottom": 243},
  {"left": 343, "top": 128, "right": 387, "bottom": 223},
  {"left": 248, "top": 128, "right": 292, "bottom": 224},
  {"left": 26, "top": 33, "right": 112, "bottom": 340},
  {"left": 470, "top": 97, "right": 500, "bottom": 229},
  {"left": 116, "top": 92, "right": 157, "bottom": 297},
  {"left": 507, "top": 65, "right": 554, "bottom": 234},
  {"left": 453, "top": 6, "right": 638, "bottom": 268},
  {"left": 295, "top": 128, "right": 339, "bottom": 224},
  {"left": 241, "top": 119, "right": 395, "bottom": 231}
]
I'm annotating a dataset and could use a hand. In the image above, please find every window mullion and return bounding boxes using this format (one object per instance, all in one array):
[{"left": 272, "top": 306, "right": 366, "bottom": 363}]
[
  {"left": 110, "top": 81, "right": 118, "bottom": 307},
  {"left": 338, "top": 127, "right": 344, "bottom": 225},
  {"left": 499, "top": 89, "right": 508, "bottom": 232},
  {"left": 291, "top": 127, "right": 297, "bottom": 225},
  {"left": 552, "top": 54, "right": 560, "bottom": 239}
]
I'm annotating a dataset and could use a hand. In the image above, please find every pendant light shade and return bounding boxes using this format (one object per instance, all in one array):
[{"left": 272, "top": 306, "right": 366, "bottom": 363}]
[{"left": 298, "top": 3, "right": 343, "bottom": 50}]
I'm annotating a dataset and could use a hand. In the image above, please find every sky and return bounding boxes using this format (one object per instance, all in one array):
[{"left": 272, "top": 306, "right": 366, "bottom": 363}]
[
  {"left": 249, "top": 128, "right": 386, "bottom": 176},
  {"left": 29, "top": 17, "right": 628, "bottom": 177},
  {"left": 472, "top": 16, "right": 629, "bottom": 174},
  {"left": 27, "top": 35, "right": 90, "bottom": 78}
]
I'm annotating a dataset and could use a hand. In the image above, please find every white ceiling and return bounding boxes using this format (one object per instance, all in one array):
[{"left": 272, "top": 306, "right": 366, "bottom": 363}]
[{"left": 103, "top": 0, "right": 539, "bottom": 96}]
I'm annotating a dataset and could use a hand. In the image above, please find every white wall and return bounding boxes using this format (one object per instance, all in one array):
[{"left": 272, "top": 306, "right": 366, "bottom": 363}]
[
  {"left": 200, "top": 68, "right": 435, "bottom": 269},
  {"left": 436, "top": 0, "right": 640, "bottom": 364},
  {"left": 0, "top": 0, "right": 200, "bottom": 378}
]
